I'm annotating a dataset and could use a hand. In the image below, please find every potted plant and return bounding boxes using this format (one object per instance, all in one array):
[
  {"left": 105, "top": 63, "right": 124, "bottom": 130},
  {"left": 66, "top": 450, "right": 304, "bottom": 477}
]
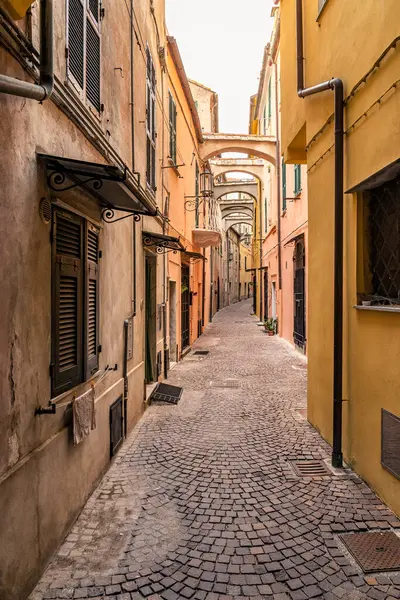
[{"left": 265, "top": 317, "right": 277, "bottom": 336}]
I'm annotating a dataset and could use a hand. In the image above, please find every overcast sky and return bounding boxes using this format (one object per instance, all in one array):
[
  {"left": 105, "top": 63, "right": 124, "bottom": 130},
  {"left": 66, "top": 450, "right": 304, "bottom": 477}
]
[{"left": 166, "top": 0, "right": 274, "bottom": 135}]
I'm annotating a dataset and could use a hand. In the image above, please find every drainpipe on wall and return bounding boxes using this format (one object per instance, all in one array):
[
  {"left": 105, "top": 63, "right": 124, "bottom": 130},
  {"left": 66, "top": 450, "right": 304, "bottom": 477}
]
[
  {"left": 123, "top": 319, "right": 129, "bottom": 437},
  {"left": 296, "top": 0, "right": 344, "bottom": 468},
  {"left": 209, "top": 247, "right": 214, "bottom": 322},
  {"left": 273, "top": 64, "right": 282, "bottom": 291},
  {"left": 160, "top": 49, "right": 168, "bottom": 380},
  {"left": 130, "top": 0, "right": 137, "bottom": 318},
  {"left": 0, "top": 0, "right": 54, "bottom": 100},
  {"left": 259, "top": 190, "right": 263, "bottom": 319}
]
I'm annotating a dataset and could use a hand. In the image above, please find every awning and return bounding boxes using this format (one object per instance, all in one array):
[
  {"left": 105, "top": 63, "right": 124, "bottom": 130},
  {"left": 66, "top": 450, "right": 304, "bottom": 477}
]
[
  {"left": 192, "top": 228, "right": 221, "bottom": 248},
  {"left": 39, "top": 153, "right": 158, "bottom": 221},
  {"left": 143, "top": 231, "right": 185, "bottom": 253},
  {"left": 284, "top": 232, "right": 305, "bottom": 247},
  {"left": 182, "top": 251, "right": 207, "bottom": 263}
]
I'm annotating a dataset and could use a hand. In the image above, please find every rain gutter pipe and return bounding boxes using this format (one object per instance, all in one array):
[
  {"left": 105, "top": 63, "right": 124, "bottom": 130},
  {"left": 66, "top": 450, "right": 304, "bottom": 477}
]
[
  {"left": 296, "top": 0, "right": 344, "bottom": 468},
  {"left": 130, "top": 0, "right": 137, "bottom": 317},
  {"left": 0, "top": 0, "right": 53, "bottom": 100}
]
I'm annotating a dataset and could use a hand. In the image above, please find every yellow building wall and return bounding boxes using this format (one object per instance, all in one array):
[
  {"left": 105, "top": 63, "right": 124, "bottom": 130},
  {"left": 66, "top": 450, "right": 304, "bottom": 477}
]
[{"left": 280, "top": 0, "right": 400, "bottom": 515}]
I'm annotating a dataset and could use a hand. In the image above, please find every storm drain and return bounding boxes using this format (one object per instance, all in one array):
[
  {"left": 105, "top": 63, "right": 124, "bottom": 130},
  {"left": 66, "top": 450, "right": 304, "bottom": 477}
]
[
  {"left": 193, "top": 350, "right": 209, "bottom": 356},
  {"left": 210, "top": 380, "right": 242, "bottom": 389},
  {"left": 149, "top": 383, "right": 183, "bottom": 405},
  {"left": 339, "top": 531, "right": 400, "bottom": 573},
  {"left": 290, "top": 460, "right": 331, "bottom": 478}
]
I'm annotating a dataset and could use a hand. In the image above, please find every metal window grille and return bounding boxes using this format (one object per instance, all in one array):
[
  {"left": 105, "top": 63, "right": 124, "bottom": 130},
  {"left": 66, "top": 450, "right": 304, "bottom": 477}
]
[
  {"left": 368, "top": 175, "right": 400, "bottom": 301},
  {"left": 146, "top": 47, "right": 156, "bottom": 190}
]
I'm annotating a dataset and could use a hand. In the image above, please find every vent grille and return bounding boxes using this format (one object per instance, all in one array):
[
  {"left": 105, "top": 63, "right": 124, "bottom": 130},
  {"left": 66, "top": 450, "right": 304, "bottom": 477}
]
[
  {"left": 86, "top": 18, "right": 101, "bottom": 110},
  {"left": 110, "top": 396, "right": 124, "bottom": 457},
  {"left": 193, "top": 350, "right": 209, "bottom": 356},
  {"left": 56, "top": 215, "right": 81, "bottom": 257},
  {"left": 382, "top": 409, "right": 400, "bottom": 480},
  {"left": 88, "top": 279, "right": 97, "bottom": 358},
  {"left": 210, "top": 380, "right": 241, "bottom": 388},
  {"left": 39, "top": 197, "right": 52, "bottom": 224},
  {"left": 290, "top": 460, "right": 331, "bottom": 478},
  {"left": 87, "top": 228, "right": 99, "bottom": 263},
  {"left": 150, "top": 383, "right": 183, "bottom": 405},
  {"left": 68, "top": 0, "right": 84, "bottom": 88},
  {"left": 59, "top": 276, "right": 78, "bottom": 370}
]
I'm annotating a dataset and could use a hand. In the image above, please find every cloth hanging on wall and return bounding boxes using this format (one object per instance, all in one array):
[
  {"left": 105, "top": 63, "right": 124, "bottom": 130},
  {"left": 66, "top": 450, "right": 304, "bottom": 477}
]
[{"left": 72, "top": 386, "right": 96, "bottom": 445}]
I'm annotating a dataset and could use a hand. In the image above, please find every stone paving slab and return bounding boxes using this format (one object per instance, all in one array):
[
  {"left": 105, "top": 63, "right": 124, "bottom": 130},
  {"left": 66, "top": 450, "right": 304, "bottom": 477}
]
[{"left": 30, "top": 300, "right": 400, "bottom": 600}]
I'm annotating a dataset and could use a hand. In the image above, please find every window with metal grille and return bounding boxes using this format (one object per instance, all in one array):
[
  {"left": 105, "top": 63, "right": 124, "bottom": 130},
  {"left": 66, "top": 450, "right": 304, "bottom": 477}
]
[
  {"left": 282, "top": 158, "right": 287, "bottom": 211},
  {"left": 51, "top": 207, "right": 100, "bottom": 397},
  {"left": 67, "top": 0, "right": 101, "bottom": 111},
  {"left": 362, "top": 175, "right": 400, "bottom": 303},
  {"left": 146, "top": 47, "right": 156, "bottom": 190},
  {"left": 169, "top": 92, "right": 177, "bottom": 164},
  {"left": 294, "top": 164, "right": 301, "bottom": 195}
]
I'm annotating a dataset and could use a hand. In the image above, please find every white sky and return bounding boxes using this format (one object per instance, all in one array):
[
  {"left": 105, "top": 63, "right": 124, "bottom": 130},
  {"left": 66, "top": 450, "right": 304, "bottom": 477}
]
[{"left": 166, "top": 0, "right": 274, "bottom": 135}]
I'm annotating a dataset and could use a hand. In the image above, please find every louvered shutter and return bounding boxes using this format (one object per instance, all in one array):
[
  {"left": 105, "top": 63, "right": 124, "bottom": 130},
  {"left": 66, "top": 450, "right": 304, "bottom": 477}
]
[
  {"left": 85, "top": 222, "right": 100, "bottom": 378},
  {"left": 52, "top": 209, "right": 84, "bottom": 397},
  {"left": 86, "top": 10, "right": 101, "bottom": 111},
  {"left": 68, "top": 0, "right": 84, "bottom": 89}
]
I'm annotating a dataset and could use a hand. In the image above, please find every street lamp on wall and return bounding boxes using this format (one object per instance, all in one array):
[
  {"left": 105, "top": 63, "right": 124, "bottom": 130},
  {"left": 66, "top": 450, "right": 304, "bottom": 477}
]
[{"left": 184, "top": 168, "right": 214, "bottom": 212}]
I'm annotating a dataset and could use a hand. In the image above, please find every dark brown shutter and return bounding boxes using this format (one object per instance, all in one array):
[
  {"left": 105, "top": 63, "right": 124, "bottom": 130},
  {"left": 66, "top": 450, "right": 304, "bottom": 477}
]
[
  {"left": 86, "top": 15, "right": 101, "bottom": 110},
  {"left": 85, "top": 222, "right": 100, "bottom": 378},
  {"left": 52, "top": 209, "right": 84, "bottom": 397},
  {"left": 68, "top": 0, "right": 84, "bottom": 89}
]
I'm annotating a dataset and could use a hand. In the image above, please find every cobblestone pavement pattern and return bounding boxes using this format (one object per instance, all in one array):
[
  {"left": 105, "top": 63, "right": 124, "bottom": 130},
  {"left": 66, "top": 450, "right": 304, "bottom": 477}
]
[{"left": 31, "top": 300, "right": 400, "bottom": 600}]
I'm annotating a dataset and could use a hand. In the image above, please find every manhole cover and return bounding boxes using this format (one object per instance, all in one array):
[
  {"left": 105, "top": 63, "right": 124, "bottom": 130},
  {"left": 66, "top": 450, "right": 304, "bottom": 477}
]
[
  {"left": 149, "top": 383, "right": 183, "bottom": 405},
  {"left": 210, "top": 380, "right": 242, "bottom": 388},
  {"left": 290, "top": 460, "right": 331, "bottom": 477},
  {"left": 193, "top": 350, "right": 209, "bottom": 356},
  {"left": 339, "top": 531, "right": 400, "bottom": 573}
]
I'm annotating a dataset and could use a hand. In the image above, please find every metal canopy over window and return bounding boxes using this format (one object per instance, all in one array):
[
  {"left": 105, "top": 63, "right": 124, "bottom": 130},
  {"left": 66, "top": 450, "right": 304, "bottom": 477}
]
[
  {"left": 143, "top": 231, "right": 185, "bottom": 254},
  {"left": 39, "top": 153, "right": 158, "bottom": 222},
  {"left": 182, "top": 251, "right": 207, "bottom": 264}
]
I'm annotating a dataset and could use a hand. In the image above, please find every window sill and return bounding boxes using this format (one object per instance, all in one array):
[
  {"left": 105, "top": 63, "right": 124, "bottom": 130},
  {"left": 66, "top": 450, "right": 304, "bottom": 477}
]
[{"left": 353, "top": 305, "right": 400, "bottom": 314}]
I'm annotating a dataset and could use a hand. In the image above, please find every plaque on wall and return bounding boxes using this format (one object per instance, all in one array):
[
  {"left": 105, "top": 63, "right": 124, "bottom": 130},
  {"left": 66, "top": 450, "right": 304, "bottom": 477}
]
[{"left": 381, "top": 409, "right": 400, "bottom": 480}]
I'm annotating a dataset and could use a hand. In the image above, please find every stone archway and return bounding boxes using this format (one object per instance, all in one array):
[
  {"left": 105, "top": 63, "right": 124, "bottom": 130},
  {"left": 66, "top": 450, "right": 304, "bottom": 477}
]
[{"left": 201, "top": 133, "right": 276, "bottom": 165}]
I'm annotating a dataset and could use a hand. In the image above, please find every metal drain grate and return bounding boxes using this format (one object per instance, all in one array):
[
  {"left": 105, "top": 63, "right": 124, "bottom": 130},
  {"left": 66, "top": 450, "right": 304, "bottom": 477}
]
[
  {"left": 149, "top": 383, "right": 183, "bottom": 405},
  {"left": 193, "top": 350, "right": 209, "bottom": 356},
  {"left": 210, "top": 380, "right": 242, "bottom": 388},
  {"left": 339, "top": 531, "right": 400, "bottom": 573},
  {"left": 291, "top": 460, "right": 331, "bottom": 477}
]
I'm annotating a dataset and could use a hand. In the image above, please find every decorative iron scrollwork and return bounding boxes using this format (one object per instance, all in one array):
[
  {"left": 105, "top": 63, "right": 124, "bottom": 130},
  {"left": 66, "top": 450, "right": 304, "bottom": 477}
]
[
  {"left": 101, "top": 208, "right": 141, "bottom": 224},
  {"left": 143, "top": 235, "right": 178, "bottom": 254},
  {"left": 47, "top": 170, "right": 103, "bottom": 193}
]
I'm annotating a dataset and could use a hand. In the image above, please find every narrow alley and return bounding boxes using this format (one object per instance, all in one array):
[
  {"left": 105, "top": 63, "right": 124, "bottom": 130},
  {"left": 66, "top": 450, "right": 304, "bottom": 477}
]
[{"left": 31, "top": 301, "right": 400, "bottom": 600}]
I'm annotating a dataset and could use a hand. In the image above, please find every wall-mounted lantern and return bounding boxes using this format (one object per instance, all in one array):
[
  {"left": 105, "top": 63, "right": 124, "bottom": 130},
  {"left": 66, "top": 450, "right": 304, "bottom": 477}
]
[{"left": 200, "top": 169, "right": 214, "bottom": 198}]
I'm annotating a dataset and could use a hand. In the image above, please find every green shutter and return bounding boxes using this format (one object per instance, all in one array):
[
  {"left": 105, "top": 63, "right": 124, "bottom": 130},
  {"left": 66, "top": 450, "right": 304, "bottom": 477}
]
[
  {"left": 294, "top": 164, "right": 301, "bottom": 195},
  {"left": 282, "top": 159, "right": 287, "bottom": 211},
  {"left": 52, "top": 208, "right": 84, "bottom": 397},
  {"left": 268, "top": 78, "right": 272, "bottom": 119},
  {"left": 169, "top": 92, "right": 177, "bottom": 164}
]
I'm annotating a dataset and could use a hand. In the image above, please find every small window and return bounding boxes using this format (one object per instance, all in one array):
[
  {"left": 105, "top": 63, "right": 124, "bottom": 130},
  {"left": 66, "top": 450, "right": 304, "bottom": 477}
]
[
  {"left": 67, "top": 0, "right": 101, "bottom": 111},
  {"left": 51, "top": 207, "right": 100, "bottom": 397},
  {"left": 294, "top": 164, "right": 302, "bottom": 195},
  {"left": 359, "top": 175, "right": 400, "bottom": 304},
  {"left": 169, "top": 92, "right": 177, "bottom": 165},
  {"left": 282, "top": 158, "right": 287, "bottom": 211},
  {"left": 146, "top": 47, "right": 156, "bottom": 191}
]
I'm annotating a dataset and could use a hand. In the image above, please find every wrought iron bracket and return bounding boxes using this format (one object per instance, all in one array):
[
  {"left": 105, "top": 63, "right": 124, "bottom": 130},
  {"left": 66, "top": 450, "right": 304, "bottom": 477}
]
[
  {"left": 47, "top": 170, "right": 104, "bottom": 193},
  {"left": 143, "top": 235, "right": 179, "bottom": 255},
  {"left": 101, "top": 209, "right": 142, "bottom": 224}
]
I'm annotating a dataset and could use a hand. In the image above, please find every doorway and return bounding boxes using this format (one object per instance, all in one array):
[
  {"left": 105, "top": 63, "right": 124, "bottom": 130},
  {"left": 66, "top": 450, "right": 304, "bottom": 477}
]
[
  {"left": 271, "top": 281, "right": 277, "bottom": 319},
  {"left": 169, "top": 280, "right": 177, "bottom": 364},
  {"left": 252, "top": 274, "right": 257, "bottom": 314},
  {"left": 263, "top": 269, "right": 269, "bottom": 321},
  {"left": 293, "top": 239, "right": 306, "bottom": 350},
  {"left": 145, "top": 256, "right": 157, "bottom": 382},
  {"left": 217, "top": 277, "right": 221, "bottom": 311},
  {"left": 181, "top": 264, "right": 190, "bottom": 350}
]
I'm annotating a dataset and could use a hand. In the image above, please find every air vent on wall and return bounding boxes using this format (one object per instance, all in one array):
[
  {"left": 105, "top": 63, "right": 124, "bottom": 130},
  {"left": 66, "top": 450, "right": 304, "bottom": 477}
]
[{"left": 39, "top": 197, "right": 52, "bottom": 224}]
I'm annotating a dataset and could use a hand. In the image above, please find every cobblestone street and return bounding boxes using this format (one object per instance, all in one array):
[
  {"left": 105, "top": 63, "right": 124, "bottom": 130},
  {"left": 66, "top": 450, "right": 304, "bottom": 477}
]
[{"left": 31, "top": 300, "right": 400, "bottom": 600}]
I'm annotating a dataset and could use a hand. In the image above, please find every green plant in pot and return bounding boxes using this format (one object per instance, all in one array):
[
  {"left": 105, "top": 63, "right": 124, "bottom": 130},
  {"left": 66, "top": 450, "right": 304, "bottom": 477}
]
[{"left": 266, "top": 317, "right": 277, "bottom": 336}]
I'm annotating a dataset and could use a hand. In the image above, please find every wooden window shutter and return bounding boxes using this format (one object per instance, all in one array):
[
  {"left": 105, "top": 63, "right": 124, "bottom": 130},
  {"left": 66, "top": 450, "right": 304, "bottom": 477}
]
[
  {"left": 86, "top": 8, "right": 101, "bottom": 111},
  {"left": 52, "top": 209, "right": 84, "bottom": 397},
  {"left": 85, "top": 222, "right": 100, "bottom": 379},
  {"left": 68, "top": 0, "right": 85, "bottom": 89}
]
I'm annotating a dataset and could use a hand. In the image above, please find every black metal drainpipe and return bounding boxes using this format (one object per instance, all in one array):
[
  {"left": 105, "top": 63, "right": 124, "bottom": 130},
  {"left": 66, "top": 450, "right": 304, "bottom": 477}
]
[
  {"left": 123, "top": 319, "right": 129, "bottom": 437},
  {"left": 0, "top": 0, "right": 54, "bottom": 100},
  {"left": 130, "top": 0, "right": 137, "bottom": 317},
  {"left": 296, "top": 0, "right": 344, "bottom": 468}
]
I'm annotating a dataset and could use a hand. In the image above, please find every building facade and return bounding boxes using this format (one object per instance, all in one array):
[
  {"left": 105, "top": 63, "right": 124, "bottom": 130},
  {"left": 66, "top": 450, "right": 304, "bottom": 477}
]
[
  {"left": 280, "top": 0, "right": 400, "bottom": 515},
  {"left": 0, "top": 1, "right": 219, "bottom": 598}
]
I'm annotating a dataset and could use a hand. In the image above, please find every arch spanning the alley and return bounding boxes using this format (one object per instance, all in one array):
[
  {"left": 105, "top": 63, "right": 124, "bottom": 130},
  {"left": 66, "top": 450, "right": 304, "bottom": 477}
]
[
  {"left": 210, "top": 158, "right": 267, "bottom": 182},
  {"left": 214, "top": 181, "right": 258, "bottom": 202},
  {"left": 221, "top": 205, "right": 253, "bottom": 220},
  {"left": 201, "top": 133, "right": 276, "bottom": 165}
]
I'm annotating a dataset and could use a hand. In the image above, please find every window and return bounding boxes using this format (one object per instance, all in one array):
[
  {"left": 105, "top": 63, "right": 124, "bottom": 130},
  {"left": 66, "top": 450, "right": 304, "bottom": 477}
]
[
  {"left": 67, "top": 0, "right": 101, "bottom": 111},
  {"left": 268, "top": 78, "right": 272, "bottom": 120},
  {"left": 51, "top": 207, "right": 100, "bottom": 397},
  {"left": 195, "top": 162, "right": 200, "bottom": 228},
  {"left": 169, "top": 92, "right": 177, "bottom": 165},
  {"left": 361, "top": 175, "right": 400, "bottom": 303},
  {"left": 294, "top": 164, "right": 302, "bottom": 195},
  {"left": 146, "top": 47, "right": 156, "bottom": 190},
  {"left": 282, "top": 158, "right": 287, "bottom": 211}
]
